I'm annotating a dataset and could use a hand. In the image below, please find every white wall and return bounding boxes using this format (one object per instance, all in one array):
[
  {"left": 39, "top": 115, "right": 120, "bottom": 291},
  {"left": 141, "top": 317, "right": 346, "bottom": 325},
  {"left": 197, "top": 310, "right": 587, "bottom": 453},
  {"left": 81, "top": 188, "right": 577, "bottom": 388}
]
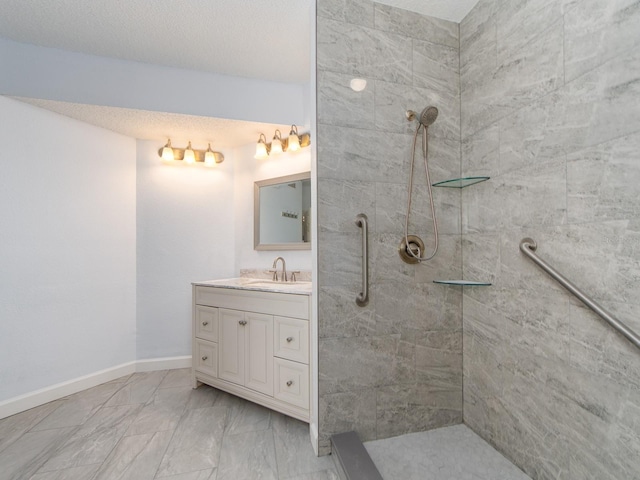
[
  {"left": 136, "top": 139, "right": 236, "bottom": 359},
  {"left": 0, "top": 97, "right": 137, "bottom": 401},
  {"left": 0, "top": 38, "right": 305, "bottom": 126},
  {"left": 233, "top": 142, "right": 312, "bottom": 274}
]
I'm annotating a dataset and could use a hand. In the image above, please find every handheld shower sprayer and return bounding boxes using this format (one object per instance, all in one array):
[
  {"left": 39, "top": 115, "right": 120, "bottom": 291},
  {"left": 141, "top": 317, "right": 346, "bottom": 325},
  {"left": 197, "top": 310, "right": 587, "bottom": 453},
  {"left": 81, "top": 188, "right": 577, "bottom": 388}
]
[
  {"left": 399, "top": 105, "right": 440, "bottom": 264},
  {"left": 405, "top": 107, "right": 439, "bottom": 127}
]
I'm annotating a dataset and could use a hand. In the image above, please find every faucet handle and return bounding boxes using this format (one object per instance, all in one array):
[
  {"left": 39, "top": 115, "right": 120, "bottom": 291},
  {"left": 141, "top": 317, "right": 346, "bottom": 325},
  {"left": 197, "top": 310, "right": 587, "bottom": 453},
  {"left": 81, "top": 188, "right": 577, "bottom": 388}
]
[
  {"left": 290, "top": 271, "right": 300, "bottom": 282},
  {"left": 267, "top": 269, "right": 278, "bottom": 281}
]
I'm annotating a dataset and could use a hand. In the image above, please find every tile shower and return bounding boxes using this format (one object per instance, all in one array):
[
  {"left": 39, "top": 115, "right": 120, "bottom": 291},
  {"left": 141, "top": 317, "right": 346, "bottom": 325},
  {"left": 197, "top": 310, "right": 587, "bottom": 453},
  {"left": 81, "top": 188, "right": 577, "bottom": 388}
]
[{"left": 316, "top": 0, "right": 640, "bottom": 478}]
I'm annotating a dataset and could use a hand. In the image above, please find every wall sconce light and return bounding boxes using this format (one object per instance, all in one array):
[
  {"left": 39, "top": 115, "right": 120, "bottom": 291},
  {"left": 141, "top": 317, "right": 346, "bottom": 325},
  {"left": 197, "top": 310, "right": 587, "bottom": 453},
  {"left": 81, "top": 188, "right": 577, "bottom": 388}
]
[
  {"left": 254, "top": 126, "right": 311, "bottom": 159},
  {"left": 271, "top": 130, "right": 284, "bottom": 155},
  {"left": 255, "top": 133, "right": 269, "bottom": 160},
  {"left": 287, "top": 125, "right": 301, "bottom": 152},
  {"left": 158, "top": 139, "right": 224, "bottom": 166}
]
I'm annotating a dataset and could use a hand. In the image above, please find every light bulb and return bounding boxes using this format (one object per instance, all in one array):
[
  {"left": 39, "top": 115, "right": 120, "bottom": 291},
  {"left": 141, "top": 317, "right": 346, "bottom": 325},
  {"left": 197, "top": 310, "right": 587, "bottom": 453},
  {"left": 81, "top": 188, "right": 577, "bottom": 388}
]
[
  {"left": 271, "top": 130, "right": 283, "bottom": 155},
  {"left": 184, "top": 141, "right": 195, "bottom": 165},
  {"left": 161, "top": 139, "right": 174, "bottom": 161},
  {"left": 255, "top": 134, "right": 269, "bottom": 159},
  {"left": 287, "top": 125, "right": 300, "bottom": 152},
  {"left": 204, "top": 144, "right": 216, "bottom": 167}
]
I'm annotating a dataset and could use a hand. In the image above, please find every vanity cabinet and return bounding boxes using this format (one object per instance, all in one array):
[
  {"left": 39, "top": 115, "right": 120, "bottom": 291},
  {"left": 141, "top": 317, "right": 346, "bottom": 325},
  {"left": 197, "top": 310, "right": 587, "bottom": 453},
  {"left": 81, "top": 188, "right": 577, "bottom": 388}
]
[{"left": 192, "top": 283, "right": 311, "bottom": 422}]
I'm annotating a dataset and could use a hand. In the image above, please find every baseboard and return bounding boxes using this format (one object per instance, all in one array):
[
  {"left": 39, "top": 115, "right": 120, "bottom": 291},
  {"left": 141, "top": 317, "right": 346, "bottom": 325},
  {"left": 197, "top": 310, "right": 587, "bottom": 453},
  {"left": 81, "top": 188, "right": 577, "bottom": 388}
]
[
  {"left": 135, "top": 355, "right": 192, "bottom": 372},
  {"left": 0, "top": 356, "right": 193, "bottom": 420}
]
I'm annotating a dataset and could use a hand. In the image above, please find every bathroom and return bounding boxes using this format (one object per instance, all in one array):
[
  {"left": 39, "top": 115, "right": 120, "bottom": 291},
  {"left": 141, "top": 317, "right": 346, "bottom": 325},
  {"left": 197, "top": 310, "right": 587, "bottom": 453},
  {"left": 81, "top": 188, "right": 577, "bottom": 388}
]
[{"left": 1, "top": 0, "right": 640, "bottom": 479}]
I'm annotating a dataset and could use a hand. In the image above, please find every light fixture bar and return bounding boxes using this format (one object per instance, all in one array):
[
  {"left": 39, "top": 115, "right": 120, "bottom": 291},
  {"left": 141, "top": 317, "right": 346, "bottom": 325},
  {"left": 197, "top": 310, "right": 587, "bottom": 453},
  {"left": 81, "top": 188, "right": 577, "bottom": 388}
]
[{"left": 157, "top": 140, "right": 224, "bottom": 164}]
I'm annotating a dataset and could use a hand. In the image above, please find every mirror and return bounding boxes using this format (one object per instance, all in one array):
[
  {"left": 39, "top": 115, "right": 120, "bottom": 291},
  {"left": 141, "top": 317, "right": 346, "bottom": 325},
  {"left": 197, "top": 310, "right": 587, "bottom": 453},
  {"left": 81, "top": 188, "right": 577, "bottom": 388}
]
[{"left": 254, "top": 172, "right": 311, "bottom": 251}]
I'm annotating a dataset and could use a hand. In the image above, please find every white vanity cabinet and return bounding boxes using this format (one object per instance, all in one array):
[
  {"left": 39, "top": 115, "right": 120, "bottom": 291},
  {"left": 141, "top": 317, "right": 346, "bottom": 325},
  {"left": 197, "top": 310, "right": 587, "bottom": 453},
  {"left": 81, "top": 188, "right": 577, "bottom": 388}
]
[{"left": 192, "top": 282, "right": 311, "bottom": 422}]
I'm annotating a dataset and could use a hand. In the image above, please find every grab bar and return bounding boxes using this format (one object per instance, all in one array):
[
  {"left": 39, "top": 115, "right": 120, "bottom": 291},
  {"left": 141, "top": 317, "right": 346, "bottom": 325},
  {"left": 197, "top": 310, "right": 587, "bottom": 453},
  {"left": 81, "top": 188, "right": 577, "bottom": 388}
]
[
  {"left": 355, "top": 214, "right": 369, "bottom": 307},
  {"left": 520, "top": 237, "right": 640, "bottom": 350}
]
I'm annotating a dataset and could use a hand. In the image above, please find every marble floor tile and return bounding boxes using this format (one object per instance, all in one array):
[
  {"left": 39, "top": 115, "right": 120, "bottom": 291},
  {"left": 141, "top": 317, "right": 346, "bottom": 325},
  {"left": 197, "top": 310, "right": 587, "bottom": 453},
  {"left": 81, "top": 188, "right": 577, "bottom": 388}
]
[
  {"left": 29, "top": 464, "right": 101, "bottom": 479},
  {"left": 272, "top": 414, "right": 335, "bottom": 479},
  {"left": 105, "top": 370, "right": 168, "bottom": 407},
  {"left": 216, "top": 429, "right": 278, "bottom": 480},
  {"left": 157, "top": 469, "right": 216, "bottom": 480},
  {"left": 37, "top": 404, "right": 141, "bottom": 472},
  {"left": 282, "top": 471, "right": 340, "bottom": 480},
  {"left": 155, "top": 406, "right": 227, "bottom": 477},
  {"left": 92, "top": 430, "right": 173, "bottom": 480},
  {"left": 1, "top": 371, "right": 336, "bottom": 480},
  {"left": 0, "top": 426, "right": 75, "bottom": 480},
  {"left": 30, "top": 383, "right": 123, "bottom": 431},
  {"left": 158, "top": 369, "right": 193, "bottom": 389},
  {"left": 0, "top": 401, "right": 63, "bottom": 454}
]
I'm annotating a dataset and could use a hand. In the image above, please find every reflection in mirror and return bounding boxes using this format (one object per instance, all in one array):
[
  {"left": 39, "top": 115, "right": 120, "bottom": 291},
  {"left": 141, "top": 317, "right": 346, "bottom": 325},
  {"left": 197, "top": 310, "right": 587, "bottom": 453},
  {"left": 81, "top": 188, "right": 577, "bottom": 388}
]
[{"left": 254, "top": 172, "right": 311, "bottom": 251}]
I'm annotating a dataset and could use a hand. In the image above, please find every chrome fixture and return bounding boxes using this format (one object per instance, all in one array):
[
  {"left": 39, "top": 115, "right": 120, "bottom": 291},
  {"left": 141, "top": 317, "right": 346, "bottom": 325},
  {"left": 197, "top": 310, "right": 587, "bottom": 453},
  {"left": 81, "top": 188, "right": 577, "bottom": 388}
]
[
  {"left": 520, "top": 238, "right": 640, "bottom": 350},
  {"left": 399, "top": 105, "right": 439, "bottom": 264},
  {"left": 158, "top": 139, "right": 224, "bottom": 166},
  {"left": 355, "top": 214, "right": 369, "bottom": 306},
  {"left": 254, "top": 126, "right": 311, "bottom": 159},
  {"left": 272, "top": 256, "right": 287, "bottom": 282}
]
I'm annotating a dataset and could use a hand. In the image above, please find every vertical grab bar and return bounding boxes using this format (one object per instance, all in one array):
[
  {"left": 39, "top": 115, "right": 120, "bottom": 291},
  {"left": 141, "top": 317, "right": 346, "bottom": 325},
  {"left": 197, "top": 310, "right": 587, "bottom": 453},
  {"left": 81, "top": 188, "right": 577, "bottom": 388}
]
[{"left": 355, "top": 214, "right": 369, "bottom": 306}]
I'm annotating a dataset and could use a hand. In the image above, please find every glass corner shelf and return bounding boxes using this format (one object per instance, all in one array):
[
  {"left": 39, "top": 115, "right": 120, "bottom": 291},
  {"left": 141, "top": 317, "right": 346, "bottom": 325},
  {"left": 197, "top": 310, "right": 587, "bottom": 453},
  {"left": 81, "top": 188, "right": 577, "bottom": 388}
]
[
  {"left": 433, "top": 280, "right": 492, "bottom": 286},
  {"left": 432, "top": 176, "right": 490, "bottom": 188}
]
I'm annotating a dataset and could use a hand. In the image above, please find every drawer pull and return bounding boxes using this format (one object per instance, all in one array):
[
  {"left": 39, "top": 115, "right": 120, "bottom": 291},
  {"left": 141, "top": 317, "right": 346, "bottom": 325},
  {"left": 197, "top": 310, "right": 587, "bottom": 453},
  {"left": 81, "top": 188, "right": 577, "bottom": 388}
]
[
  {"left": 286, "top": 336, "right": 294, "bottom": 343},
  {"left": 239, "top": 320, "right": 247, "bottom": 326},
  {"left": 202, "top": 321, "right": 209, "bottom": 326},
  {"left": 286, "top": 380, "right": 293, "bottom": 387},
  {"left": 201, "top": 356, "right": 208, "bottom": 361}
]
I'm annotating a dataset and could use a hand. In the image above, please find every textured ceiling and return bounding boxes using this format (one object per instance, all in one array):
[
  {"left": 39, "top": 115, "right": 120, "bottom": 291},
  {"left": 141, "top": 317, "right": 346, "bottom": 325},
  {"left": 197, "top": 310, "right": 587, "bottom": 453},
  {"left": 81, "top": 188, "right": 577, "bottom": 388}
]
[
  {"left": 13, "top": 97, "right": 291, "bottom": 148},
  {"left": 376, "top": 0, "right": 479, "bottom": 22},
  {"left": 1, "top": 0, "right": 479, "bottom": 146},
  {"left": 0, "top": 0, "right": 312, "bottom": 84}
]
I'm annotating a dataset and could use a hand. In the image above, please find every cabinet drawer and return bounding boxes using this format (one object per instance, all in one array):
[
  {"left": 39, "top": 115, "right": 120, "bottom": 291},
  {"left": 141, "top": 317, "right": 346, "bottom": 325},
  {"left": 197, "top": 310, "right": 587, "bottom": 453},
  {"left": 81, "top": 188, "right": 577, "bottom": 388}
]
[
  {"left": 195, "top": 305, "right": 218, "bottom": 342},
  {"left": 195, "top": 339, "right": 218, "bottom": 378},
  {"left": 274, "top": 316, "right": 309, "bottom": 364},
  {"left": 274, "top": 358, "right": 309, "bottom": 410}
]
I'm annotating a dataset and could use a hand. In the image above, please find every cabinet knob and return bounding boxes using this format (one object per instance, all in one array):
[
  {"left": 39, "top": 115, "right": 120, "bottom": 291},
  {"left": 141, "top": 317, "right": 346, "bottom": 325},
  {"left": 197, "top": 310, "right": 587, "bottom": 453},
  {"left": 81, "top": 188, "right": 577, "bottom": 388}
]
[
  {"left": 201, "top": 356, "right": 208, "bottom": 361},
  {"left": 286, "top": 336, "right": 294, "bottom": 343},
  {"left": 202, "top": 321, "right": 209, "bottom": 326},
  {"left": 286, "top": 380, "right": 293, "bottom": 387},
  {"left": 239, "top": 320, "right": 247, "bottom": 326}
]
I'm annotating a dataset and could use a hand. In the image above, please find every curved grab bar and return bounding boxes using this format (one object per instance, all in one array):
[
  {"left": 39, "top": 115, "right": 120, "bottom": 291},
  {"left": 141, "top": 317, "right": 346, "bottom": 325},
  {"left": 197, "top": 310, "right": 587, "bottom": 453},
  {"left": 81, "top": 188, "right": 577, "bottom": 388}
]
[
  {"left": 355, "top": 214, "right": 369, "bottom": 307},
  {"left": 520, "top": 237, "right": 640, "bottom": 350}
]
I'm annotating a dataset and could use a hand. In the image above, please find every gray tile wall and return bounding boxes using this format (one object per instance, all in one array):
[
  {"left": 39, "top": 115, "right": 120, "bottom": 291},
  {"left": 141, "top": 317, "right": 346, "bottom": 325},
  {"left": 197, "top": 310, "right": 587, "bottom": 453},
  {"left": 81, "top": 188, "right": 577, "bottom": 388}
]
[
  {"left": 460, "top": 0, "right": 640, "bottom": 478},
  {"left": 316, "top": 0, "right": 462, "bottom": 454}
]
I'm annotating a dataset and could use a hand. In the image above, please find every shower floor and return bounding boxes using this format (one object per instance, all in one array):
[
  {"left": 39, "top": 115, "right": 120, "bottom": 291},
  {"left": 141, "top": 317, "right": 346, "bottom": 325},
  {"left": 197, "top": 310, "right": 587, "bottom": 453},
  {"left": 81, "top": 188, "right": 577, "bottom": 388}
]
[{"left": 364, "top": 424, "right": 531, "bottom": 480}]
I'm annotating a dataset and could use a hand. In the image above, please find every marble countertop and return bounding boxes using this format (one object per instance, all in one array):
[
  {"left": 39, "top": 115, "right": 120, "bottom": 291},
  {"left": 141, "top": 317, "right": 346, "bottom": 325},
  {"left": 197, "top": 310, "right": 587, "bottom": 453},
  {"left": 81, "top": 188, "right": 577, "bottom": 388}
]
[{"left": 192, "top": 277, "right": 312, "bottom": 295}]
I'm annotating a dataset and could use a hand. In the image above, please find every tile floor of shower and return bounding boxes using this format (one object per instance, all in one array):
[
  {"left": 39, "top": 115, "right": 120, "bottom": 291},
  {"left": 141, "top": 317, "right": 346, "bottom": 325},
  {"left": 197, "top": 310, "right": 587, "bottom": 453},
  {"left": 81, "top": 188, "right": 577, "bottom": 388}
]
[{"left": 0, "top": 368, "right": 531, "bottom": 480}]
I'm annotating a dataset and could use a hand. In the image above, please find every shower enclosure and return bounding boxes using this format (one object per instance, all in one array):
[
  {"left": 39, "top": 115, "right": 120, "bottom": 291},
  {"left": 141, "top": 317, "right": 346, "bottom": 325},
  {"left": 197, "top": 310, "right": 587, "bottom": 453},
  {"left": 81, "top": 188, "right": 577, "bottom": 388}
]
[{"left": 316, "top": 0, "right": 640, "bottom": 479}]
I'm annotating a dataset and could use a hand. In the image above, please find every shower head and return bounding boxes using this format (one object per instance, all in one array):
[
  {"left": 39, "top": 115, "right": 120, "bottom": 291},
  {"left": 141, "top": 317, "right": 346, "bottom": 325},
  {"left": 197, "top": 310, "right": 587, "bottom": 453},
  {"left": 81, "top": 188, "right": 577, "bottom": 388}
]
[
  {"left": 419, "top": 106, "right": 438, "bottom": 126},
  {"left": 405, "top": 106, "right": 439, "bottom": 126}
]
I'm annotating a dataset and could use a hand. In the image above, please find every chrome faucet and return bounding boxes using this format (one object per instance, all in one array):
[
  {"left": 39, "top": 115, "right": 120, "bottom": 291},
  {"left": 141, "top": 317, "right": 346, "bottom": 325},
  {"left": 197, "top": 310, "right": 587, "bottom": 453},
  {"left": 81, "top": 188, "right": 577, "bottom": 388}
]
[{"left": 272, "top": 256, "right": 287, "bottom": 282}]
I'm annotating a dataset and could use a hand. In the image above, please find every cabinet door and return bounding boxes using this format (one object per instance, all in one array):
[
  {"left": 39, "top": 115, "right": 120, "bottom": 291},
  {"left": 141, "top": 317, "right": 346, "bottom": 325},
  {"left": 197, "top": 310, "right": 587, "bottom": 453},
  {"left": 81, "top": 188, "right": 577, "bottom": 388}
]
[
  {"left": 218, "top": 308, "right": 245, "bottom": 386},
  {"left": 244, "top": 312, "right": 274, "bottom": 396}
]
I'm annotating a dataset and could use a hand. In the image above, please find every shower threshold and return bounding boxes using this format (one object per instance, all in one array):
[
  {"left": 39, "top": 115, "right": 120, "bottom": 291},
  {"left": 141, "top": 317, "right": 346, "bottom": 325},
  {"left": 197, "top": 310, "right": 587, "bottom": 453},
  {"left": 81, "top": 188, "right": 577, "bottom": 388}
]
[{"left": 363, "top": 424, "right": 531, "bottom": 480}]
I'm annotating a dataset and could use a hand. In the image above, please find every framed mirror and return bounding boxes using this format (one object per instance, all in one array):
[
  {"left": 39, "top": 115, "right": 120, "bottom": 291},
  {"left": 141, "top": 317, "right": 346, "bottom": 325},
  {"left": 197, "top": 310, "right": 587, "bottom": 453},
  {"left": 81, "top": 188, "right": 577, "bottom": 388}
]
[{"left": 254, "top": 172, "right": 311, "bottom": 250}]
